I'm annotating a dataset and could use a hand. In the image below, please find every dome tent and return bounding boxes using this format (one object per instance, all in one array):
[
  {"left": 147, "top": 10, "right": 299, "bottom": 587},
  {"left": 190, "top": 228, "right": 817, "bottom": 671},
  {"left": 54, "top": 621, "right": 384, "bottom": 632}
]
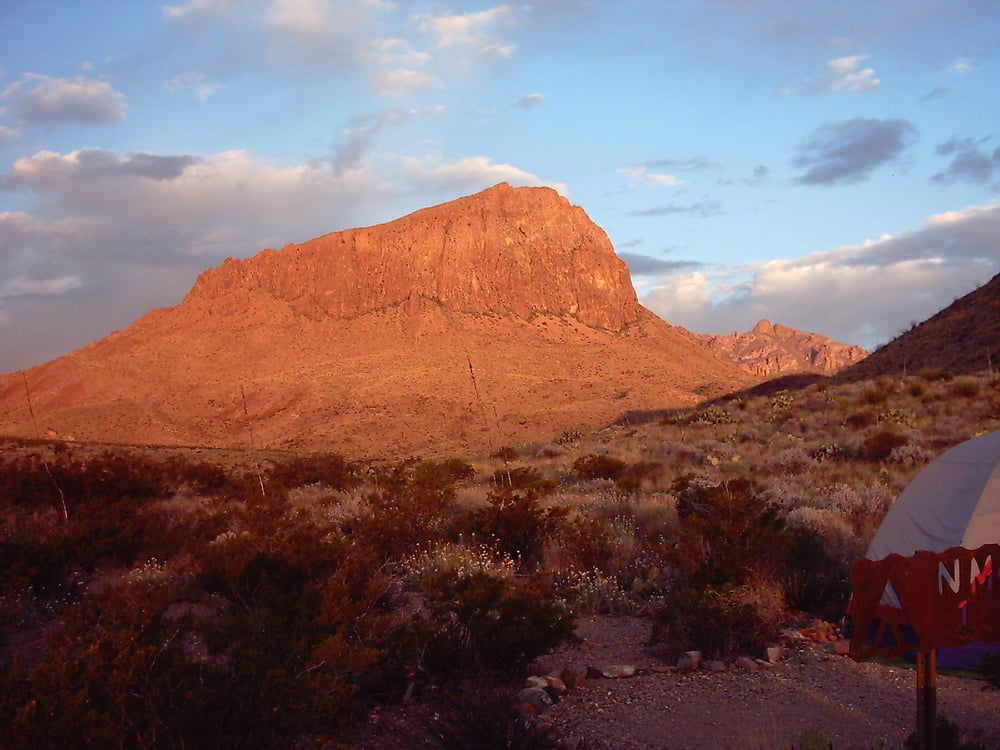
[{"left": 863, "top": 431, "right": 1000, "bottom": 670}]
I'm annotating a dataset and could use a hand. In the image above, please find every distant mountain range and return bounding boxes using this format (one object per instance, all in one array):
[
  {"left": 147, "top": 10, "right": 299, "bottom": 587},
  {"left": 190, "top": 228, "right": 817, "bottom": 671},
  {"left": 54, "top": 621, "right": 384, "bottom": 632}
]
[{"left": 692, "top": 319, "right": 868, "bottom": 379}]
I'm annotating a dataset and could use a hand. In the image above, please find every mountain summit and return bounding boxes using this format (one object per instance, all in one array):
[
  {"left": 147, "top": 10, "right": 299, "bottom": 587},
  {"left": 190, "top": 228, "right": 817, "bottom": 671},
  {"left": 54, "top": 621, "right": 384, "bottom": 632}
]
[
  {"left": 186, "top": 182, "right": 640, "bottom": 330},
  {"left": 0, "top": 184, "right": 750, "bottom": 457}
]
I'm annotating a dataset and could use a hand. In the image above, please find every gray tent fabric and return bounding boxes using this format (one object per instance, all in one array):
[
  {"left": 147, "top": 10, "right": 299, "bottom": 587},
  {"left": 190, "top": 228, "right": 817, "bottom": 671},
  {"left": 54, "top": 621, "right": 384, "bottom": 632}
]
[{"left": 863, "top": 431, "right": 1000, "bottom": 670}]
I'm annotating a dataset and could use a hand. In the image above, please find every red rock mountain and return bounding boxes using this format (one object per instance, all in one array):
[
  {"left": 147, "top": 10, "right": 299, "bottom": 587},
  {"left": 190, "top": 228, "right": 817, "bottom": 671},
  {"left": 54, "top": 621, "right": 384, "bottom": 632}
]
[
  {"left": 0, "top": 183, "right": 751, "bottom": 458},
  {"left": 693, "top": 319, "right": 868, "bottom": 379},
  {"left": 836, "top": 271, "right": 1000, "bottom": 381}
]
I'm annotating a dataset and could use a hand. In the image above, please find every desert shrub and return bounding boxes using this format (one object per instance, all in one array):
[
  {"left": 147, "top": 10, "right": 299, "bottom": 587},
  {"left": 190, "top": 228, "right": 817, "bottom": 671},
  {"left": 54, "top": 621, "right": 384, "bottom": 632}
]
[
  {"left": 782, "top": 523, "right": 854, "bottom": 616},
  {"left": 887, "top": 443, "right": 935, "bottom": 467},
  {"left": 860, "top": 429, "right": 909, "bottom": 461},
  {"left": 695, "top": 405, "right": 738, "bottom": 425},
  {"left": 860, "top": 378, "right": 896, "bottom": 406},
  {"left": 265, "top": 452, "right": 357, "bottom": 492},
  {"left": 919, "top": 367, "right": 953, "bottom": 382},
  {"left": 554, "top": 427, "right": 586, "bottom": 446},
  {"left": 904, "top": 715, "right": 989, "bottom": 750},
  {"left": 400, "top": 570, "right": 575, "bottom": 679},
  {"left": 402, "top": 678, "right": 552, "bottom": 750},
  {"left": 948, "top": 378, "right": 981, "bottom": 399},
  {"left": 650, "top": 581, "right": 784, "bottom": 660},
  {"left": 553, "top": 569, "right": 633, "bottom": 614},
  {"left": 668, "top": 476, "right": 790, "bottom": 589},
  {"left": 765, "top": 446, "right": 813, "bottom": 473},
  {"left": 456, "top": 490, "right": 568, "bottom": 569},
  {"left": 553, "top": 513, "right": 617, "bottom": 574},
  {"left": 845, "top": 409, "right": 876, "bottom": 429},
  {"left": 572, "top": 453, "right": 627, "bottom": 482},
  {"left": 405, "top": 542, "right": 517, "bottom": 584},
  {"left": 491, "top": 466, "right": 556, "bottom": 495},
  {"left": 347, "top": 461, "right": 463, "bottom": 561},
  {"left": 490, "top": 445, "right": 521, "bottom": 463}
]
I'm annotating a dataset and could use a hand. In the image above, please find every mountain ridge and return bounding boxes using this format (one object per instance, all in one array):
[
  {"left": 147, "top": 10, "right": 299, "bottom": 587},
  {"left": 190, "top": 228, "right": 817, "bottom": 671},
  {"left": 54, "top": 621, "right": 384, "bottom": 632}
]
[{"left": 0, "top": 184, "right": 751, "bottom": 458}]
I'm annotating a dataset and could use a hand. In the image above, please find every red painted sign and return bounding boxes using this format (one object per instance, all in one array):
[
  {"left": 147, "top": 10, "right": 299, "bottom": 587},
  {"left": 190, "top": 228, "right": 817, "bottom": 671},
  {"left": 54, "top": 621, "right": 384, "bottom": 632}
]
[{"left": 849, "top": 544, "right": 1000, "bottom": 662}]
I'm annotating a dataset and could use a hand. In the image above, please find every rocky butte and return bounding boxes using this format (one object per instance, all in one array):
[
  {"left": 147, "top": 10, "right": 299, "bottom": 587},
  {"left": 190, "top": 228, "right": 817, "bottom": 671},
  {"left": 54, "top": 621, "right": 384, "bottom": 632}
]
[
  {"left": 693, "top": 319, "right": 868, "bottom": 380},
  {"left": 0, "top": 183, "right": 752, "bottom": 458}
]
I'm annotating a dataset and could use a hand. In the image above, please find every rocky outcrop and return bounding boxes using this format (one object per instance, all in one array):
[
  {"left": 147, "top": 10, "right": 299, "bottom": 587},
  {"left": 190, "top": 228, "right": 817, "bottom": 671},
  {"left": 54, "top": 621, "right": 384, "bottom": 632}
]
[
  {"left": 693, "top": 319, "right": 867, "bottom": 379},
  {"left": 0, "top": 184, "right": 751, "bottom": 457},
  {"left": 184, "top": 182, "right": 639, "bottom": 331}
]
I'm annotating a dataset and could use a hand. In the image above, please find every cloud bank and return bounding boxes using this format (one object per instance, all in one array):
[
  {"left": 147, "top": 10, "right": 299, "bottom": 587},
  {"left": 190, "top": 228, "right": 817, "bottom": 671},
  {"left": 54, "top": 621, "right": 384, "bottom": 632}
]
[{"left": 640, "top": 202, "right": 1000, "bottom": 349}]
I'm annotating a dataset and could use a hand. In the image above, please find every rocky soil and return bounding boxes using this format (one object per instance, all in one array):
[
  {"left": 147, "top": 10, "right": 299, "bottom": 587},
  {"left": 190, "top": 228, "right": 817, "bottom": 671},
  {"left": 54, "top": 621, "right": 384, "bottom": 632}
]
[{"left": 524, "top": 616, "right": 1000, "bottom": 750}]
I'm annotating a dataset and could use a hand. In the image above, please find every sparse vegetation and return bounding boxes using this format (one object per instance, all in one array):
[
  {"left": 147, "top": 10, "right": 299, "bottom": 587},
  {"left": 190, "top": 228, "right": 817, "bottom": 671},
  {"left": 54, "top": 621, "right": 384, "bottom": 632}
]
[{"left": 1, "top": 369, "right": 997, "bottom": 747}]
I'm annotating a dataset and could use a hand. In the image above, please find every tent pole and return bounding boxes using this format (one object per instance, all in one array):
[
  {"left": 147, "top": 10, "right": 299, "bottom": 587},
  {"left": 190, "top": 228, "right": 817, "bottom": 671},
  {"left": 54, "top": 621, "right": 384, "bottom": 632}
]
[{"left": 916, "top": 649, "right": 936, "bottom": 750}]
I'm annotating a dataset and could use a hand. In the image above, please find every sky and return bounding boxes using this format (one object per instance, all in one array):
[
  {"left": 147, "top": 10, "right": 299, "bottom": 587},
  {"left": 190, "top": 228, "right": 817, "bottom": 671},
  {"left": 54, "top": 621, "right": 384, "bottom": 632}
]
[{"left": 1, "top": 0, "right": 999, "bottom": 373}]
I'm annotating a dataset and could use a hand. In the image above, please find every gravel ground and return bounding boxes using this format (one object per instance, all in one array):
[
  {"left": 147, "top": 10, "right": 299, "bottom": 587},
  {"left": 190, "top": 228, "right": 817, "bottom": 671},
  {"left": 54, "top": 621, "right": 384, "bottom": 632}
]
[{"left": 528, "top": 616, "right": 1000, "bottom": 750}]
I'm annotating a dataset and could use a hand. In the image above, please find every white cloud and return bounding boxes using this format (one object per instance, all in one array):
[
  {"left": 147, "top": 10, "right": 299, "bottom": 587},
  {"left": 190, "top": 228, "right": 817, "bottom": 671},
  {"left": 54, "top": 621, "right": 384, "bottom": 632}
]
[
  {"left": 419, "top": 5, "right": 516, "bottom": 57},
  {"left": 640, "top": 202, "right": 1000, "bottom": 349},
  {"left": 807, "top": 54, "right": 880, "bottom": 93},
  {"left": 398, "top": 154, "right": 564, "bottom": 193},
  {"left": 3, "top": 274, "right": 82, "bottom": 297},
  {"left": 0, "top": 73, "right": 126, "bottom": 126},
  {"left": 166, "top": 72, "right": 226, "bottom": 100},
  {"left": 0, "top": 124, "right": 22, "bottom": 143},
  {"left": 373, "top": 68, "right": 437, "bottom": 95},
  {"left": 516, "top": 92, "right": 545, "bottom": 108},
  {"left": 949, "top": 57, "right": 972, "bottom": 73},
  {"left": 617, "top": 165, "right": 684, "bottom": 188},
  {"left": 160, "top": 0, "right": 234, "bottom": 19}
]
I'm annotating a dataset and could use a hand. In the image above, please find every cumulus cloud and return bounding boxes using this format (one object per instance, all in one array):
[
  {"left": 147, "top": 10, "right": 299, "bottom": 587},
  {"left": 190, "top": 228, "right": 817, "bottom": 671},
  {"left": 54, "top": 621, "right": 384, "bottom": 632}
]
[
  {"left": 640, "top": 201, "right": 1000, "bottom": 349},
  {"left": 0, "top": 73, "right": 126, "bottom": 127},
  {"left": 932, "top": 137, "right": 1000, "bottom": 185},
  {"left": 793, "top": 118, "right": 915, "bottom": 185},
  {"left": 807, "top": 54, "right": 880, "bottom": 93},
  {"left": 617, "top": 165, "right": 684, "bottom": 188},
  {"left": 419, "top": 5, "right": 516, "bottom": 58}
]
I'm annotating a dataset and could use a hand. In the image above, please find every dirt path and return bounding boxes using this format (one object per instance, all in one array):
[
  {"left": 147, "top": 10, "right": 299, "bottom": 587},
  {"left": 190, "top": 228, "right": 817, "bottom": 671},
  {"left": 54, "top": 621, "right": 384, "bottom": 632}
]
[{"left": 529, "top": 616, "right": 1000, "bottom": 750}]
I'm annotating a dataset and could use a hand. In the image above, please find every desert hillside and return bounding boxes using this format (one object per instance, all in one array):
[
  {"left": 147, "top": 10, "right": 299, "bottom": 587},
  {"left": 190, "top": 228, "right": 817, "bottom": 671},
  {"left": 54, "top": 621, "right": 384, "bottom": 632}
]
[
  {"left": 0, "top": 183, "right": 751, "bottom": 458},
  {"left": 837, "top": 271, "right": 1000, "bottom": 381}
]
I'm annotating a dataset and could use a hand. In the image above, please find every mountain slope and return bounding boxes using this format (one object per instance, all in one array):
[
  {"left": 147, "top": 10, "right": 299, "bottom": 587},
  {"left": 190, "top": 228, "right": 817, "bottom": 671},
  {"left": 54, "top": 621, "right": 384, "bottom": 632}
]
[
  {"left": 0, "top": 183, "right": 751, "bottom": 458},
  {"left": 837, "top": 272, "right": 1000, "bottom": 381}
]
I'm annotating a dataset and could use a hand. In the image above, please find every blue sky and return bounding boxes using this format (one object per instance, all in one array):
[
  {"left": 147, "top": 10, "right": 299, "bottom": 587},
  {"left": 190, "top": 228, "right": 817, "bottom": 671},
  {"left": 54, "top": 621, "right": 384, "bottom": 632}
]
[{"left": 1, "top": 0, "right": 998, "bottom": 372}]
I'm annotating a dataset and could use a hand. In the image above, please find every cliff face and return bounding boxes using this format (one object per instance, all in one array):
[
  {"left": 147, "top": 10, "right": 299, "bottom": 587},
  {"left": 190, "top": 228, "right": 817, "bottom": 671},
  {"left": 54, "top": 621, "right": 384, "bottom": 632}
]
[
  {"left": 185, "top": 183, "right": 640, "bottom": 331},
  {"left": 694, "top": 319, "right": 868, "bottom": 379},
  {"left": 0, "top": 183, "right": 751, "bottom": 457}
]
